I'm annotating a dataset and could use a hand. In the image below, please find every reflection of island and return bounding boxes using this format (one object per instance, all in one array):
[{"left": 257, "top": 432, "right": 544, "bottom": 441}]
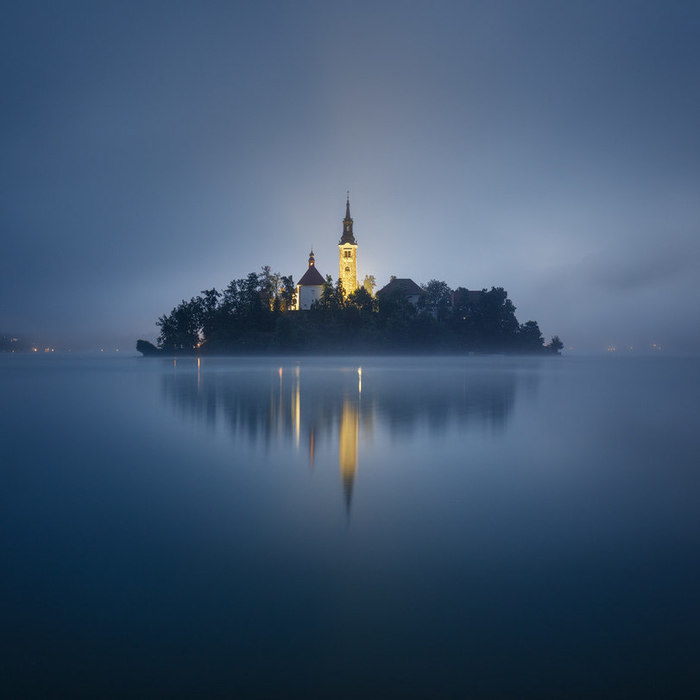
[{"left": 161, "top": 358, "right": 529, "bottom": 510}]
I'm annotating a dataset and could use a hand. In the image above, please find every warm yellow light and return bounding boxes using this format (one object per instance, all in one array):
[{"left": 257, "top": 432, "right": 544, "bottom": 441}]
[
  {"left": 339, "top": 400, "right": 359, "bottom": 508},
  {"left": 292, "top": 371, "right": 300, "bottom": 448}
]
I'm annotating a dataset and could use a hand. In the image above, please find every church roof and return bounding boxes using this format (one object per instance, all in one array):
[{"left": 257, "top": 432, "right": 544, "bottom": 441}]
[
  {"left": 376, "top": 278, "right": 423, "bottom": 297},
  {"left": 298, "top": 265, "right": 325, "bottom": 286}
]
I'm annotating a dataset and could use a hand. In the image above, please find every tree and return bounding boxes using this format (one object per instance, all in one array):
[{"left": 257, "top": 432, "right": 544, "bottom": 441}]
[
  {"left": 471, "top": 287, "right": 519, "bottom": 350},
  {"left": 156, "top": 298, "right": 201, "bottom": 351},
  {"left": 334, "top": 277, "right": 346, "bottom": 310},
  {"left": 242, "top": 272, "right": 263, "bottom": 315},
  {"left": 363, "top": 275, "right": 376, "bottom": 296},
  {"left": 318, "top": 275, "right": 345, "bottom": 311},
  {"left": 221, "top": 278, "right": 242, "bottom": 315},
  {"left": 136, "top": 339, "right": 159, "bottom": 355},
  {"left": 419, "top": 279, "right": 452, "bottom": 320},
  {"left": 546, "top": 335, "right": 564, "bottom": 354},
  {"left": 319, "top": 274, "right": 335, "bottom": 309},
  {"left": 451, "top": 287, "right": 478, "bottom": 318},
  {"left": 259, "top": 265, "right": 283, "bottom": 310},
  {"left": 347, "top": 285, "right": 375, "bottom": 313},
  {"left": 280, "top": 275, "right": 296, "bottom": 311},
  {"left": 197, "top": 288, "right": 221, "bottom": 346},
  {"left": 518, "top": 320, "right": 544, "bottom": 352}
]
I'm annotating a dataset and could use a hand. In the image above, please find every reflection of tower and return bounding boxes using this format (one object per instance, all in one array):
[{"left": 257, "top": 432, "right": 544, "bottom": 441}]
[
  {"left": 339, "top": 399, "right": 359, "bottom": 511},
  {"left": 308, "top": 425, "right": 315, "bottom": 469},
  {"left": 338, "top": 194, "right": 358, "bottom": 295},
  {"left": 292, "top": 366, "right": 300, "bottom": 448}
]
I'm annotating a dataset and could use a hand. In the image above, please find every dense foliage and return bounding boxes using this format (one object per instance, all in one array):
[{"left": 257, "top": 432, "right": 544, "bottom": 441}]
[{"left": 145, "top": 268, "right": 562, "bottom": 355}]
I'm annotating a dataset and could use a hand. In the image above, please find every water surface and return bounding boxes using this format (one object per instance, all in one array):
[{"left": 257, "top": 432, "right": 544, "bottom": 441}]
[{"left": 2, "top": 355, "right": 699, "bottom": 698}]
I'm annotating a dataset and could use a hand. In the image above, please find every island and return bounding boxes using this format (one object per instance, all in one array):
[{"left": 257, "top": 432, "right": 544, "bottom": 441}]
[
  {"left": 138, "top": 271, "right": 562, "bottom": 356},
  {"left": 138, "top": 197, "right": 562, "bottom": 356}
]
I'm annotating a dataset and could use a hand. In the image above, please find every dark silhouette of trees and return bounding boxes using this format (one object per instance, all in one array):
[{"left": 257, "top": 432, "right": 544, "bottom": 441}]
[
  {"left": 145, "top": 270, "right": 559, "bottom": 355},
  {"left": 546, "top": 335, "right": 564, "bottom": 354},
  {"left": 318, "top": 276, "right": 346, "bottom": 312},
  {"left": 467, "top": 287, "right": 519, "bottom": 351},
  {"left": 347, "top": 286, "right": 376, "bottom": 313},
  {"left": 136, "top": 339, "right": 159, "bottom": 355},
  {"left": 156, "top": 298, "right": 201, "bottom": 352},
  {"left": 280, "top": 275, "right": 296, "bottom": 311},
  {"left": 419, "top": 279, "right": 452, "bottom": 321},
  {"left": 517, "top": 320, "right": 544, "bottom": 352}
]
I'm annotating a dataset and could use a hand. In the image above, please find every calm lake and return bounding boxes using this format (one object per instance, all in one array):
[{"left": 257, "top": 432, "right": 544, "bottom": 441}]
[{"left": 2, "top": 354, "right": 699, "bottom": 698}]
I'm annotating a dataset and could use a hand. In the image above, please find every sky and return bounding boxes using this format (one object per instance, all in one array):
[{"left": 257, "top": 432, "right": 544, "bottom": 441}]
[{"left": 2, "top": 0, "right": 699, "bottom": 353}]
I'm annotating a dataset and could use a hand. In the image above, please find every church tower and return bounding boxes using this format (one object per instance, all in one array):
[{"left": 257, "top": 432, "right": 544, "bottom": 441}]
[{"left": 338, "top": 194, "right": 358, "bottom": 295}]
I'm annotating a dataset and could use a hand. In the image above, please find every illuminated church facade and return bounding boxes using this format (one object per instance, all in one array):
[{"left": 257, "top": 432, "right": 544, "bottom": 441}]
[
  {"left": 295, "top": 195, "right": 358, "bottom": 309},
  {"left": 338, "top": 195, "right": 358, "bottom": 295}
]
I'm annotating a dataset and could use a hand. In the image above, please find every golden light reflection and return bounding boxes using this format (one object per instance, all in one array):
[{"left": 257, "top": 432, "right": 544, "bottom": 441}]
[
  {"left": 339, "top": 399, "right": 359, "bottom": 511},
  {"left": 308, "top": 426, "right": 315, "bottom": 469},
  {"left": 277, "top": 367, "right": 283, "bottom": 434},
  {"left": 292, "top": 366, "right": 300, "bottom": 448},
  {"left": 162, "top": 360, "right": 523, "bottom": 518}
]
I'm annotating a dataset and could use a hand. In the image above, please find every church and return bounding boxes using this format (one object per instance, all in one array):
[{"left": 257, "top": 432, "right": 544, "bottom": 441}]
[{"left": 294, "top": 195, "right": 359, "bottom": 310}]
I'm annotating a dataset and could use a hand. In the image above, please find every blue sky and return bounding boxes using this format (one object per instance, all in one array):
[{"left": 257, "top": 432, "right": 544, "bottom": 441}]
[{"left": 2, "top": 1, "right": 699, "bottom": 352}]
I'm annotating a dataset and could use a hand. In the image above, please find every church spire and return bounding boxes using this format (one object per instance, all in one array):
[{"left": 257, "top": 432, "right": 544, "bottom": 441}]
[{"left": 340, "top": 192, "right": 356, "bottom": 245}]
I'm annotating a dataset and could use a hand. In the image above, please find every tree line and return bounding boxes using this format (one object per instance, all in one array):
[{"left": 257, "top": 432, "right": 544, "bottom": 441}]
[{"left": 139, "top": 266, "right": 563, "bottom": 355}]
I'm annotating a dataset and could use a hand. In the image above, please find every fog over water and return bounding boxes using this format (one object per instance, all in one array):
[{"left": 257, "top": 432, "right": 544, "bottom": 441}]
[{"left": 2, "top": 354, "right": 700, "bottom": 697}]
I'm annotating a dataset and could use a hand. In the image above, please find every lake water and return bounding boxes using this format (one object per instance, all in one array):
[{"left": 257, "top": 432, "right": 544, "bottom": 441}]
[{"left": 2, "top": 354, "right": 700, "bottom": 698}]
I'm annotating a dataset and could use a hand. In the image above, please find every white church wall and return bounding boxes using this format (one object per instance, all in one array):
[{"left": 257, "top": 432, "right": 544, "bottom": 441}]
[{"left": 298, "top": 284, "right": 322, "bottom": 310}]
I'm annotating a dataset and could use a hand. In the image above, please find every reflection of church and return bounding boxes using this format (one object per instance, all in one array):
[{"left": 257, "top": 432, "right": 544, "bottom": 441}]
[
  {"left": 306, "top": 375, "right": 361, "bottom": 512},
  {"left": 295, "top": 195, "right": 358, "bottom": 309},
  {"left": 161, "top": 360, "right": 520, "bottom": 513}
]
